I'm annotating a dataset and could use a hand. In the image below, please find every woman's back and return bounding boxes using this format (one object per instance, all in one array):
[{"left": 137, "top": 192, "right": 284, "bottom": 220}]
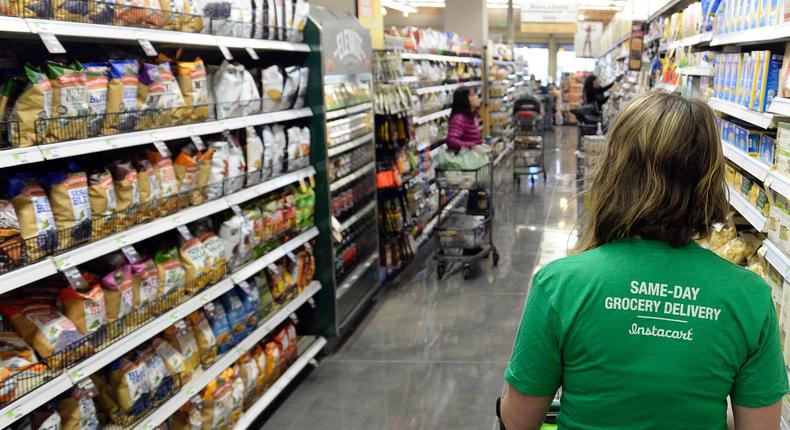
[{"left": 507, "top": 238, "right": 785, "bottom": 429}]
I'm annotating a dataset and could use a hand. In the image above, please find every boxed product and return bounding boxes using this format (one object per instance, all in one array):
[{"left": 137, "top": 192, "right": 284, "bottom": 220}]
[
  {"left": 761, "top": 133, "right": 776, "bottom": 165},
  {"left": 776, "top": 122, "right": 790, "bottom": 177},
  {"left": 752, "top": 51, "right": 783, "bottom": 112}
]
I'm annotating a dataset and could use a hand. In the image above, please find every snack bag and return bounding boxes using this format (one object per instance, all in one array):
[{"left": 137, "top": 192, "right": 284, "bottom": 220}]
[
  {"left": 104, "top": 60, "right": 139, "bottom": 134},
  {"left": 115, "top": 0, "right": 148, "bottom": 26},
  {"left": 45, "top": 61, "right": 89, "bottom": 142},
  {"left": 141, "top": 345, "right": 171, "bottom": 399},
  {"left": 212, "top": 61, "right": 245, "bottom": 120},
  {"left": 192, "top": 147, "right": 214, "bottom": 205},
  {"left": 153, "top": 336, "right": 188, "bottom": 384},
  {"left": 108, "top": 354, "right": 149, "bottom": 413},
  {"left": 208, "top": 139, "right": 229, "bottom": 199},
  {"left": 200, "top": 379, "right": 233, "bottom": 430},
  {"left": 146, "top": 150, "right": 179, "bottom": 213},
  {"left": 0, "top": 301, "right": 84, "bottom": 363},
  {"left": 286, "top": 126, "right": 301, "bottom": 171},
  {"left": 274, "top": 325, "right": 295, "bottom": 363},
  {"left": 83, "top": 63, "right": 109, "bottom": 137},
  {"left": 261, "top": 66, "right": 283, "bottom": 112},
  {"left": 131, "top": 258, "right": 159, "bottom": 310},
  {"left": 245, "top": 127, "right": 264, "bottom": 184},
  {"left": 158, "top": 61, "right": 186, "bottom": 120},
  {"left": 154, "top": 247, "right": 186, "bottom": 299},
  {"left": 198, "top": 231, "right": 228, "bottom": 283},
  {"left": 8, "top": 174, "right": 58, "bottom": 257},
  {"left": 179, "top": 237, "right": 209, "bottom": 291},
  {"left": 56, "top": 388, "right": 100, "bottom": 430},
  {"left": 0, "top": 332, "right": 41, "bottom": 402},
  {"left": 109, "top": 159, "right": 140, "bottom": 226},
  {"left": 9, "top": 65, "right": 51, "bottom": 147},
  {"left": 218, "top": 290, "right": 246, "bottom": 338},
  {"left": 88, "top": 167, "right": 117, "bottom": 237},
  {"left": 205, "top": 301, "right": 232, "bottom": 353},
  {"left": 58, "top": 274, "right": 106, "bottom": 335},
  {"left": 91, "top": 373, "right": 119, "bottom": 423},
  {"left": 229, "top": 366, "right": 245, "bottom": 421},
  {"left": 293, "top": 66, "right": 308, "bottom": 108},
  {"left": 238, "top": 352, "right": 259, "bottom": 405},
  {"left": 225, "top": 135, "right": 246, "bottom": 194},
  {"left": 186, "top": 310, "right": 216, "bottom": 359},
  {"left": 279, "top": 66, "right": 299, "bottom": 110},
  {"left": 137, "top": 63, "right": 168, "bottom": 129},
  {"left": 134, "top": 157, "right": 160, "bottom": 220},
  {"left": 169, "top": 398, "right": 203, "bottom": 430},
  {"left": 290, "top": 0, "right": 308, "bottom": 42},
  {"left": 101, "top": 265, "right": 136, "bottom": 324},
  {"left": 263, "top": 341, "right": 282, "bottom": 382},
  {"left": 235, "top": 281, "right": 260, "bottom": 332},
  {"left": 250, "top": 345, "right": 268, "bottom": 393},
  {"left": 162, "top": 321, "right": 200, "bottom": 373},
  {"left": 174, "top": 145, "right": 201, "bottom": 194},
  {"left": 272, "top": 125, "right": 286, "bottom": 175},
  {"left": 177, "top": 58, "right": 209, "bottom": 122},
  {"left": 47, "top": 168, "right": 91, "bottom": 248}
]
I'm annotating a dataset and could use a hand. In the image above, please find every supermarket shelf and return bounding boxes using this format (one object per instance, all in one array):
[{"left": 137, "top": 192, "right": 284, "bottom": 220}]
[
  {"left": 339, "top": 201, "right": 377, "bottom": 232},
  {"left": 721, "top": 142, "right": 770, "bottom": 182},
  {"left": 710, "top": 24, "right": 790, "bottom": 46},
  {"left": 667, "top": 32, "right": 713, "bottom": 49},
  {"left": 0, "top": 259, "right": 57, "bottom": 296},
  {"left": 414, "top": 80, "right": 482, "bottom": 95},
  {"left": 388, "top": 76, "right": 420, "bottom": 84},
  {"left": 708, "top": 98, "right": 777, "bottom": 129},
  {"left": 335, "top": 253, "right": 379, "bottom": 300},
  {"left": 768, "top": 172, "right": 790, "bottom": 201},
  {"left": 727, "top": 186, "right": 766, "bottom": 232},
  {"left": 677, "top": 66, "right": 714, "bottom": 76},
  {"left": 0, "top": 108, "right": 313, "bottom": 162},
  {"left": 0, "top": 17, "right": 309, "bottom": 52},
  {"left": 763, "top": 240, "right": 790, "bottom": 280},
  {"left": 231, "top": 336, "right": 327, "bottom": 430},
  {"left": 325, "top": 102, "right": 373, "bottom": 121},
  {"left": 0, "top": 166, "right": 314, "bottom": 294},
  {"left": 330, "top": 162, "right": 375, "bottom": 192},
  {"left": 0, "top": 146, "right": 45, "bottom": 169},
  {"left": 231, "top": 227, "right": 319, "bottom": 283},
  {"left": 327, "top": 134, "right": 373, "bottom": 157},
  {"left": 0, "top": 374, "right": 72, "bottom": 429},
  {"left": 415, "top": 108, "right": 452, "bottom": 125},
  {"left": 133, "top": 281, "right": 322, "bottom": 430},
  {"left": 768, "top": 97, "right": 790, "bottom": 116},
  {"left": 400, "top": 52, "right": 482, "bottom": 63}
]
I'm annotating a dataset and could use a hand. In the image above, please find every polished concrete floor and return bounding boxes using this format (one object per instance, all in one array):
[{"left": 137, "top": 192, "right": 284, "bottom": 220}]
[{"left": 264, "top": 126, "right": 581, "bottom": 429}]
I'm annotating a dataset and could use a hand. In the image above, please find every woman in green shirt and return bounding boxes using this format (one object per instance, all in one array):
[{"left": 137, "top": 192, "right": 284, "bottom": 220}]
[{"left": 501, "top": 91, "right": 789, "bottom": 429}]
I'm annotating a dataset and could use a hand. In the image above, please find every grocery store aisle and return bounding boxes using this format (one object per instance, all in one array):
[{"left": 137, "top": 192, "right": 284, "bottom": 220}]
[{"left": 265, "top": 127, "right": 581, "bottom": 429}]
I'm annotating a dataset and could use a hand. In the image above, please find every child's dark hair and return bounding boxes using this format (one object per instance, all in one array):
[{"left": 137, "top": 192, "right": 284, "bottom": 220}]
[{"left": 451, "top": 87, "right": 473, "bottom": 116}]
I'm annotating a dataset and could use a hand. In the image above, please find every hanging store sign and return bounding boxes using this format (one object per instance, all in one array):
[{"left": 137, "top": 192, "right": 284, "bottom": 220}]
[
  {"left": 574, "top": 21, "right": 602, "bottom": 58},
  {"left": 357, "top": 0, "right": 384, "bottom": 50},
  {"left": 520, "top": 0, "right": 577, "bottom": 23}
]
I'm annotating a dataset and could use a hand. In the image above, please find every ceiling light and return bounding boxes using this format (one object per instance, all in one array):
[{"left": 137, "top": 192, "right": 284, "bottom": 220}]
[
  {"left": 381, "top": 0, "right": 417, "bottom": 14},
  {"left": 381, "top": 6, "right": 387, "bottom": 15},
  {"left": 578, "top": 13, "right": 585, "bottom": 20},
  {"left": 403, "top": 11, "right": 409, "bottom": 17}
]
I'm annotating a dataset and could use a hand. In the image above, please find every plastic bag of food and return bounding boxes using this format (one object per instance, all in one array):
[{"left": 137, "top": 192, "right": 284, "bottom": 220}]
[
  {"left": 91, "top": 373, "right": 119, "bottom": 424},
  {"left": 162, "top": 320, "right": 200, "bottom": 373},
  {"left": 154, "top": 247, "right": 186, "bottom": 299},
  {"left": 174, "top": 145, "right": 200, "bottom": 194},
  {"left": 286, "top": 126, "right": 302, "bottom": 171},
  {"left": 179, "top": 237, "right": 209, "bottom": 290},
  {"left": 45, "top": 61, "right": 89, "bottom": 142},
  {"left": 212, "top": 61, "right": 245, "bottom": 120},
  {"left": 158, "top": 61, "right": 186, "bottom": 118},
  {"left": 140, "top": 344, "right": 171, "bottom": 399},
  {"left": 238, "top": 352, "right": 259, "bottom": 404},
  {"left": 137, "top": 63, "right": 167, "bottom": 129},
  {"left": 88, "top": 167, "right": 116, "bottom": 237},
  {"left": 134, "top": 157, "right": 160, "bottom": 220},
  {"left": 58, "top": 273, "right": 106, "bottom": 335},
  {"left": 245, "top": 126, "right": 264, "bottom": 184},
  {"left": 146, "top": 150, "right": 179, "bottom": 211},
  {"left": 8, "top": 174, "right": 58, "bottom": 256},
  {"left": 261, "top": 66, "right": 283, "bottom": 112},
  {"left": 279, "top": 66, "right": 299, "bottom": 110},
  {"left": 0, "top": 301, "right": 84, "bottom": 364},
  {"left": 9, "top": 65, "right": 51, "bottom": 147},
  {"left": 83, "top": 63, "right": 109, "bottom": 137},
  {"left": 218, "top": 290, "right": 246, "bottom": 338},
  {"left": 708, "top": 220, "right": 737, "bottom": 252},
  {"left": 0, "top": 331, "right": 41, "bottom": 403},
  {"left": 47, "top": 167, "right": 91, "bottom": 247},
  {"left": 262, "top": 125, "right": 275, "bottom": 178},
  {"left": 101, "top": 265, "right": 136, "bottom": 324},
  {"left": 290, "top": 0, "right": 308, "bottom": 42},
  {"left": 131, "top": 258, "right": 159, "bottom": 310},
  {"left": 193, "top": 147, "right": 213, "bottom": 205},
  {"left": 272, "top": 125, "right": 286, "bottom": 175},
  {"left": 115, "top": 0, "right": 147, "bottom": 25},
  {"left": 714, "top": 233, "right": 763, "bottom": 265},
  {"left": 176, "top": 58, "right": 209, "bottom": 122},
  {"left": 108, "top": 354, "right": 149, "bottom": 413},
  {"left": 56, "top": 388, "right": 100, "bottom": 430},
  {"left": 169, "top": 397, "right": 202, "bottom": 430},
  {"left": 264, "top": 341, "right": 282, "bottom": 382},
  {"left": 293, "top": 66, "right": 308, "bottom": 108},
  {"left": 109, "top": 159, "right": 140, "bottom": 226},
  {"left": 186, "top": 310, "right": 216, "bottom": 358},
  {"left": 235, "top": 281, "right": 259, "bottom": 332},
  {"left": 273, "top": 326, "right": 293, "bottom": 363},
  {"left": 104, "top": 59, "right": 139, "bottom": 135},
  {"left": 198, "top": 231, "right": 228, "bottom": 283},
  {"left": 205, "top": 301, "right": 232, "bottom": 352},
  {"left": 153, "top": 336, "right": 188, "bottom": 384},
  {"left": 229, "top": 0, "right": 253, "bottom": 37},
  {"left": 200, "top": 378, "right": 233, "bottom": 430},
  {"left": 225, "top": 135, "right": 246, "bottom": 194}
]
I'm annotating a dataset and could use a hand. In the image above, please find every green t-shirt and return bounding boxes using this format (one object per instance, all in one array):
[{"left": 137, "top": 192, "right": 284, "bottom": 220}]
[{"left": 505, "top": 238, "right": 789, "bottom": 429}]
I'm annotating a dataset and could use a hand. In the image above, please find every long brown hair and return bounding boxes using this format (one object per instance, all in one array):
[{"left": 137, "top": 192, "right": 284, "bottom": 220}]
[{"left": 576, "top": 91, "right": 729, "bottom": 251}]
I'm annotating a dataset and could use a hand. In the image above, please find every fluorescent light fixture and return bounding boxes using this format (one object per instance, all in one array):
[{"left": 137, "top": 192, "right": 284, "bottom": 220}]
[{"left": 381, "top": 0, "right": 417, "bottom": 13}]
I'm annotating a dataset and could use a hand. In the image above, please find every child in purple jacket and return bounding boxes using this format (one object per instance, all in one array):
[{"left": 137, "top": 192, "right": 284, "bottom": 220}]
[{"left": 446, "top": 87, "right": 482, "bottom": 151}]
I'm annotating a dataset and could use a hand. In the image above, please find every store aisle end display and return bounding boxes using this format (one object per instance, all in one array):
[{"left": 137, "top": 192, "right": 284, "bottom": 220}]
[
  {"left": 488, "top": 43, "right": 525, "bottom": 156},
  {"left": 601, "top": 2, "right": 790, "bottom": 427},
  {"left": 303, "top": 7, "right": 380, "bottom": 338},
  {"left": 0, "top": 2, "right": 342, "bottom": 428}
]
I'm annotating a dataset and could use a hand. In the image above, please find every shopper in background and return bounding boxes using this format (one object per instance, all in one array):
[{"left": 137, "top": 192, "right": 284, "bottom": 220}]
[
  {"left": 582, "top": 74, "right": 615, "bottom": 111},
  {"left": 499, "top": 91, "right": 788, "bottom": 430},
  {"left": 446, "top": 87, "right": 482, "bottom": 151}
]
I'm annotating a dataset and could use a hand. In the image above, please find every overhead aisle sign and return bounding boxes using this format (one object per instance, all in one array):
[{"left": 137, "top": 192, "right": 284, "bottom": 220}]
[{"left": 520, "top": 0, "right": 577, "bottom": 23}]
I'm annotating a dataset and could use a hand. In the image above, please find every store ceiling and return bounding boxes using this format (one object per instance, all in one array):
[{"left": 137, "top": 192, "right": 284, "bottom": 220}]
[{"left": 390, "top": 0, "right": 622, "bottom": 23}]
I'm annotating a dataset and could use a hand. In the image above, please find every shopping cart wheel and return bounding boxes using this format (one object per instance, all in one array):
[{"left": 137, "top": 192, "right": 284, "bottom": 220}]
[
  {"left": 437, "top": 263, "right": 446, "bottom": 280},
  {"left": 492, "top": 249, "right": 499, "bottom": 267},
  {"left": 463, "top": 264, "right": 473, "bottom": 280}
]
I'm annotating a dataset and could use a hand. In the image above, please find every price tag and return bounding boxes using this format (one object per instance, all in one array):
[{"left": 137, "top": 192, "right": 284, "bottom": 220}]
[
  {"left": 176, "top": 225, "right": 194, "bottom": 241},
  {"left": 3, "top": 404, "right": 23, "bottom": 424},
  {"left": 153, "top": 140, "right": 170, "bottom": 157},
  {"left": 758, "top": 245, "right": 769, "bottom": 258},
  {"left": 63, "top": 267, "right": 87, "bottom": 289},
  {"left": 105, "top": 138, "right": 119, "bottom": 149},
  {"left": 298, "top": 176, "right": 308, "bottom": 192},
  {"left": 218, "top": 44, "right": 233, "bottom": 60},
  {"left": 138, "top": 39, "right": 158, "bottom": 56},
  {"left": 10, "top": 151, "right": 32, "bottom": 164},
  {"left": 39, "top": 31, "right": 66, "bottom": 54},
  {"left": 203, "top": 302, "right": 217, "bottom": 319},
  {"left": 331, "top": 216, "right": 343, "bottom": 232},
  {"left": 307, "top": 297, "right": 316, "bottom": 308},
  {"left": 121, "top": 245, "right": 141, "bottom": 264},
  {"left": 286, "top": 251, "right": 297, "bottom": 262},
  {"left": 190, "top": 135, "right": 206, "bottom": 151},
  {"left": 75, "top": 377, "right": 99, "bottom": 398},
  {"left": 267, "top": 264, "right": 280, "bottom": 275},
  {"left": 231, "top": 204, "right": 243, "bottom": 217},
  {"left": 289, "top": 313, "right": 299, "bottom": 324},
  {"left": 41, "top": 146, "right": 60, "bottom": 159},
  {"left": 238, "top": 280, "right": 253, "bottom": 294},
  {"left": 245, "top": 47, "right": 260, "bottom": 60}
]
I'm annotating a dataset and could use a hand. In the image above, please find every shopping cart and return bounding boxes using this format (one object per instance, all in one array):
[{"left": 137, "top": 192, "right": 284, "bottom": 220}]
[
  {"left": 512, "top": 94, "right": 546, "bottom": 187},
  {"left": 434, "top": 159, "right": 498, "bottom": 280}
]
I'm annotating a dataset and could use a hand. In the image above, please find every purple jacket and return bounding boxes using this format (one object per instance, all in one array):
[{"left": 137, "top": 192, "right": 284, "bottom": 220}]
[{"left": 446, "top": 112, "right": 481, "bottom": 151}]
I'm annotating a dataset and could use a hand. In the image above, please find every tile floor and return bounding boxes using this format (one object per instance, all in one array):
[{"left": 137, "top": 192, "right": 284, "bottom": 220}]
[{"left": 263, "top": 126, "right": 581, "bottom": 429}]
